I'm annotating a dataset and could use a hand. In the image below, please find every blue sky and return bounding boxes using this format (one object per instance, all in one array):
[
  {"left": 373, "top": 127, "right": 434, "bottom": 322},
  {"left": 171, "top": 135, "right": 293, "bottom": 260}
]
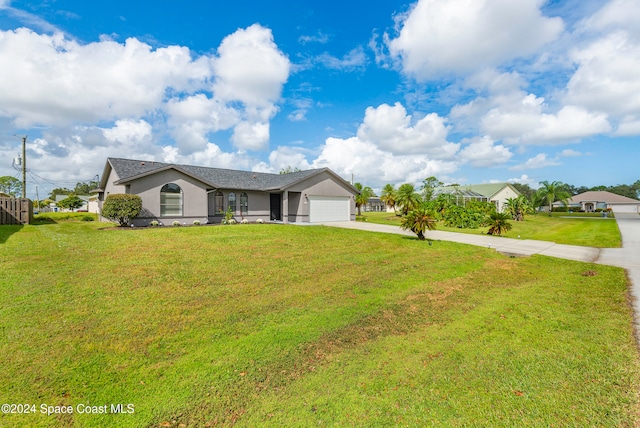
[{"left": 0, "top": 0, "right": 638, "bottom": 199}]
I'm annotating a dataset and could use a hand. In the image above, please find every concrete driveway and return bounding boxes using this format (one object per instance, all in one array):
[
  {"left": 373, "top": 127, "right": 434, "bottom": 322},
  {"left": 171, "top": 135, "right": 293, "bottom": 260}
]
[
  {"left": 596, "top": 212, "right": 640, "bottom": 335},
  {"left": 325, "top": 213, "right": 640, "bottom": 338}
]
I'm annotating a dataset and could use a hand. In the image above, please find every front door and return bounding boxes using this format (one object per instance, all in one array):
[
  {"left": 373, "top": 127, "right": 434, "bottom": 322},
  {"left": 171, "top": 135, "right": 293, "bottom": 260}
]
[{"left": 270, "top": 193, "right": 281, "bottom": 221}]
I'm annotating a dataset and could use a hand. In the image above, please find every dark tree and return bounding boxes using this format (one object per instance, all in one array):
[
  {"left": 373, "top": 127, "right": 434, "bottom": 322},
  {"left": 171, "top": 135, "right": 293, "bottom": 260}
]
[
  {"left": 56, "top": 195, "right": 85, "bottom": 211},
  {"left": 0, "top": 176, "right": 22, "bottom": 197}
]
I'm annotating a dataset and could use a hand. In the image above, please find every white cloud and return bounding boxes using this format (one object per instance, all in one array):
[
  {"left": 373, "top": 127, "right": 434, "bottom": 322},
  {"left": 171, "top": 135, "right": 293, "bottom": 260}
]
[
  {"left": 316, "top": 46, "right": 368, "bottom": 71},
  {"left": 212, "top": 24, "right": 290, "bottom": 108},
  {"left": 583, "top": 0, "right": 640, "bottom": 38},
  {"left": 165, "top": 94, "right": 240, "bottom": 152},
  {"left": 458, "top": 136, "right": 512, "bottom": 167},
  {"left": 180, "top": 143, "right": 252, "bottom": 170},
  {"left": 356, "top": 102, "right": 458, "bottom": 157},
  {"left": 616, "top": 117, "right": 640, "bottom": 136},
  {"left": 231, "top": 121, "right": 270, "bottom": 151},
  {"left": 509, "top": 153, "right": 560, "bottom": 170},
  {"left": 310, "top": 136, "right": 458, "bottom": 186},
  {"left": 559, "top": 149, "right": 582, "bottom": 157},
  {"left": 0, "top": 28, "right": 211, "bottom": 127},
  {"left": 287, "top": 110, "right": 307, "bottom": 122},
  {"left": 507, "top": 174, "right": 538, "bottom": 187},
  {"left": 102, "top": 119, "right": 152, "bottom": 144},
  {"left": 480, "top": 95, "right": 611, "bottom": 144},
  {"left": 298, "top": 32, "right": 330, "bottom": 45},
  {"left": 565, "top": 31, "right": 640, "bottom": 119},
  {"left": 387, "top": 0, "right": 563, "bottom": 79},
  {"left": 24, "top": 122, "right": 160, "bottom": 186},
  {"left": 266, "top": 146, "right": 313, "bottom": 172},
  {"left": 0, "top": 24, "right": 291, "bottom": 153}
]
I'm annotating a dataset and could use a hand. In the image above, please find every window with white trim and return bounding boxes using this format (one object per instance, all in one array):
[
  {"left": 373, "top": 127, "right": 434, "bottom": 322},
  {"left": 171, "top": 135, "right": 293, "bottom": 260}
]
[
  {"left": 240, "top": 192, "right": 248, "bottom": 215},
  {"left": 228, "top": 192, "right": 236, "bottom": 213},
  {"left": 160, "top": 183, "right": 182, "bottom": 216}
]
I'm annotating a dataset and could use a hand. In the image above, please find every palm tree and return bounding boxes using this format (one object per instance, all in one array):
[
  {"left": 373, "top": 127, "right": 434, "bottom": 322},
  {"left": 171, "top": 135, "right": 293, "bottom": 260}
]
[
  {"left": 485, "top": 212, "right": 513, "bottom": 236},
  {"left": 396, "top": 183, "right": 421, "bottom": 215},
  {"left": 504, "top": 195, "right": 531, "bottom": 221},
  {"left": 537, "top": 181, "right": 571, "bottom": 216},
  {"left": 400, "top": 204, "right": 437, "bottom": 240},
  {"left": 354, "top": 182, "right": 374, "bottom": 216},
  {"left": 380, "top": 184, "right": 398, "bottom": 215},
  {"left": 530, "top": 191, "right": 546, "bottom": 215}
]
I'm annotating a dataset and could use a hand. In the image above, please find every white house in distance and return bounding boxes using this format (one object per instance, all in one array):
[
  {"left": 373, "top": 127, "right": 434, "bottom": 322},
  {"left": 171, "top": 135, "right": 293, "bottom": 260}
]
[
  {"left": 553, "top": 190, "right": 640, "bottom": 214},
  {"left": 433, "top": 183, "right": 521, "bottom": 213}
]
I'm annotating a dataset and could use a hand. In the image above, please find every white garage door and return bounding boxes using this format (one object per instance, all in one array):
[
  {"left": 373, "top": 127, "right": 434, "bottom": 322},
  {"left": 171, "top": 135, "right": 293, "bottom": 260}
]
[
  {"left": 611, "top": 204, "right": 639, "bottom": 213},
  {"left": 309, "top": 196, "right": 350, "bottom": 223}
]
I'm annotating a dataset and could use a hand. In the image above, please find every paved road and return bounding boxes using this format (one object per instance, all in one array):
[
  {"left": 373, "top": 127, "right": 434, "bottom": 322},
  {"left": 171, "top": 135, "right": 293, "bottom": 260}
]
[
  {"left": 325, "top": 213, "right": 640, "bottom": 338},
  {"left": 596, "top": 213, "right": 640, "bottom": 335}
]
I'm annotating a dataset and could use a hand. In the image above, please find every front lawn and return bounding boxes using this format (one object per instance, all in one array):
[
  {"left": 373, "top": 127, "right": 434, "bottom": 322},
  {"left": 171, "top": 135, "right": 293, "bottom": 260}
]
[
  {"left": 360, "top": 212, "right": 622, "bottom": 247},
  {"left": 0, "top": 221, "right": 638, "bottom": 427}
]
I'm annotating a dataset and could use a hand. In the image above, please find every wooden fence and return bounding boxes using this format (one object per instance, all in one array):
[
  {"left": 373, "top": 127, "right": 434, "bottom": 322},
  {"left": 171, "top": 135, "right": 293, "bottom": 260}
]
[{"left": 0, "top": 198, "right": 33, "bottom": 225}]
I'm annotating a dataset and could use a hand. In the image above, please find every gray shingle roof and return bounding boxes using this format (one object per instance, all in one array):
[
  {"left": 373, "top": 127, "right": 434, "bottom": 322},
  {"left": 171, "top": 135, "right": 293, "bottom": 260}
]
[
  {"left": 568, "top": 191, "right": 639, "bottom": 204},
  {"left": 107, "top": 158, "right": 347, "bottom": 192}
]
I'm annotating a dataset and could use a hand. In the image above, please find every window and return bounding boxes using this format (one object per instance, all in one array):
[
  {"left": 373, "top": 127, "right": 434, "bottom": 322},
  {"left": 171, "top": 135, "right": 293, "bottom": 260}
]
[
  {"left": 160, "top": 183, "right": 182, "bottom": 216},
  {"left": 215, "top": 191, "right": 224, "bottom": 214},
  {"left": 228, "top": 192, "right": 236, "bottom": 213},
  {"left": 240, "top": 192, "right": 248, "bottom": 215}
]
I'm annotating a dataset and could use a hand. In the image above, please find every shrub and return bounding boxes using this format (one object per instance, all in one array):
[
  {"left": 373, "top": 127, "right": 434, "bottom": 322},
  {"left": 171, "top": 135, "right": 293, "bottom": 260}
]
[
  {"left": 172, "top": 221, "right": 181, "bottom": 227},
  {"left": 400, "top": 205, "right": 437, "bottom": 240},
  {"left": 240, "top": 219, "right": 249, "bottom": 224},
  {"left": 485, "top": 212, "right": 513, "bottom": 236},
  {"left": 193, "top": 220, "right": 201, "bottom": 226},
  {"left": 441, "top": 205, "right": 485, "bottom": 229},
  {"left": 150, "top": 220, "right": 159, "bottom": 227},
  {"left": 101, "top": 194, "right": 142, "bottom": 227},
  {"left": 229, "top": 219, "right": 237, "bottom": 224},
  {"left": 256, "top": 218, "right": 264, "bottom": 224},
  {"left": 223, "top": 207, "right": 234, "bottom": 224}
]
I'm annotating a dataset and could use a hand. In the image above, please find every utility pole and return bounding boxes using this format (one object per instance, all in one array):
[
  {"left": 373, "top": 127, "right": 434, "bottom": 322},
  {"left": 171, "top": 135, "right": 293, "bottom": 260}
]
[{"left": 21, "top": 136, "right": 26, "bottom": 198}]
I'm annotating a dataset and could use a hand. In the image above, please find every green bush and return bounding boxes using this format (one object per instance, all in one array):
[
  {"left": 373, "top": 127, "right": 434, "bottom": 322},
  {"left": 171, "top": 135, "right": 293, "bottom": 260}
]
[
  {"left": 441, "top": 205, "right": 486, "bottom": 229},
  {"left": 101, "top": 194, "right": 142, "bottom": 227}
]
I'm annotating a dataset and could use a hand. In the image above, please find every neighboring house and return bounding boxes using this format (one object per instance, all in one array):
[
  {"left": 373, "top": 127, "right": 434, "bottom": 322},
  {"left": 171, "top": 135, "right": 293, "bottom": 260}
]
[
  {"left": 553, "top": 191, "right": 640, "bottom": 214},
  {"left": 87, "top": 195, "right": 100, "bottom": 215},
  {"left": 433, "top": 183, "right": 521, "bottom": 213},
  {"left": 363, "top": 197, "right": 387, "bottom": 212},
  {"left": 95, "top": 158, "right": 358, "bottom": 226}
]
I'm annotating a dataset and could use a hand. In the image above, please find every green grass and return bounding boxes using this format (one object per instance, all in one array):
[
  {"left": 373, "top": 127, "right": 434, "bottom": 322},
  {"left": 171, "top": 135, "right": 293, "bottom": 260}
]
[
  {"left": 359, "top": 212, "right": 622, "bottom": 247},
  {"left": 34, "top": 212, "right": 98, "bottom": 222},
  {"left": 0, "top": 221, "right": 638, "bottom": 427}
]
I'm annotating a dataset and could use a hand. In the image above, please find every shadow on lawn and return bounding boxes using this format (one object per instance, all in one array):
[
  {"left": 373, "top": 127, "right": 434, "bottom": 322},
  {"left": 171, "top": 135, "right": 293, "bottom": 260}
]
[
  {"left": 400, "top": 235, "right": 436, "bottom": 245},
  {"left": 31, "top": 217, "right": 57, "bottom": 225},
  {"left": 0, "top": 224, "right": 23, "bottom": 244}
]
